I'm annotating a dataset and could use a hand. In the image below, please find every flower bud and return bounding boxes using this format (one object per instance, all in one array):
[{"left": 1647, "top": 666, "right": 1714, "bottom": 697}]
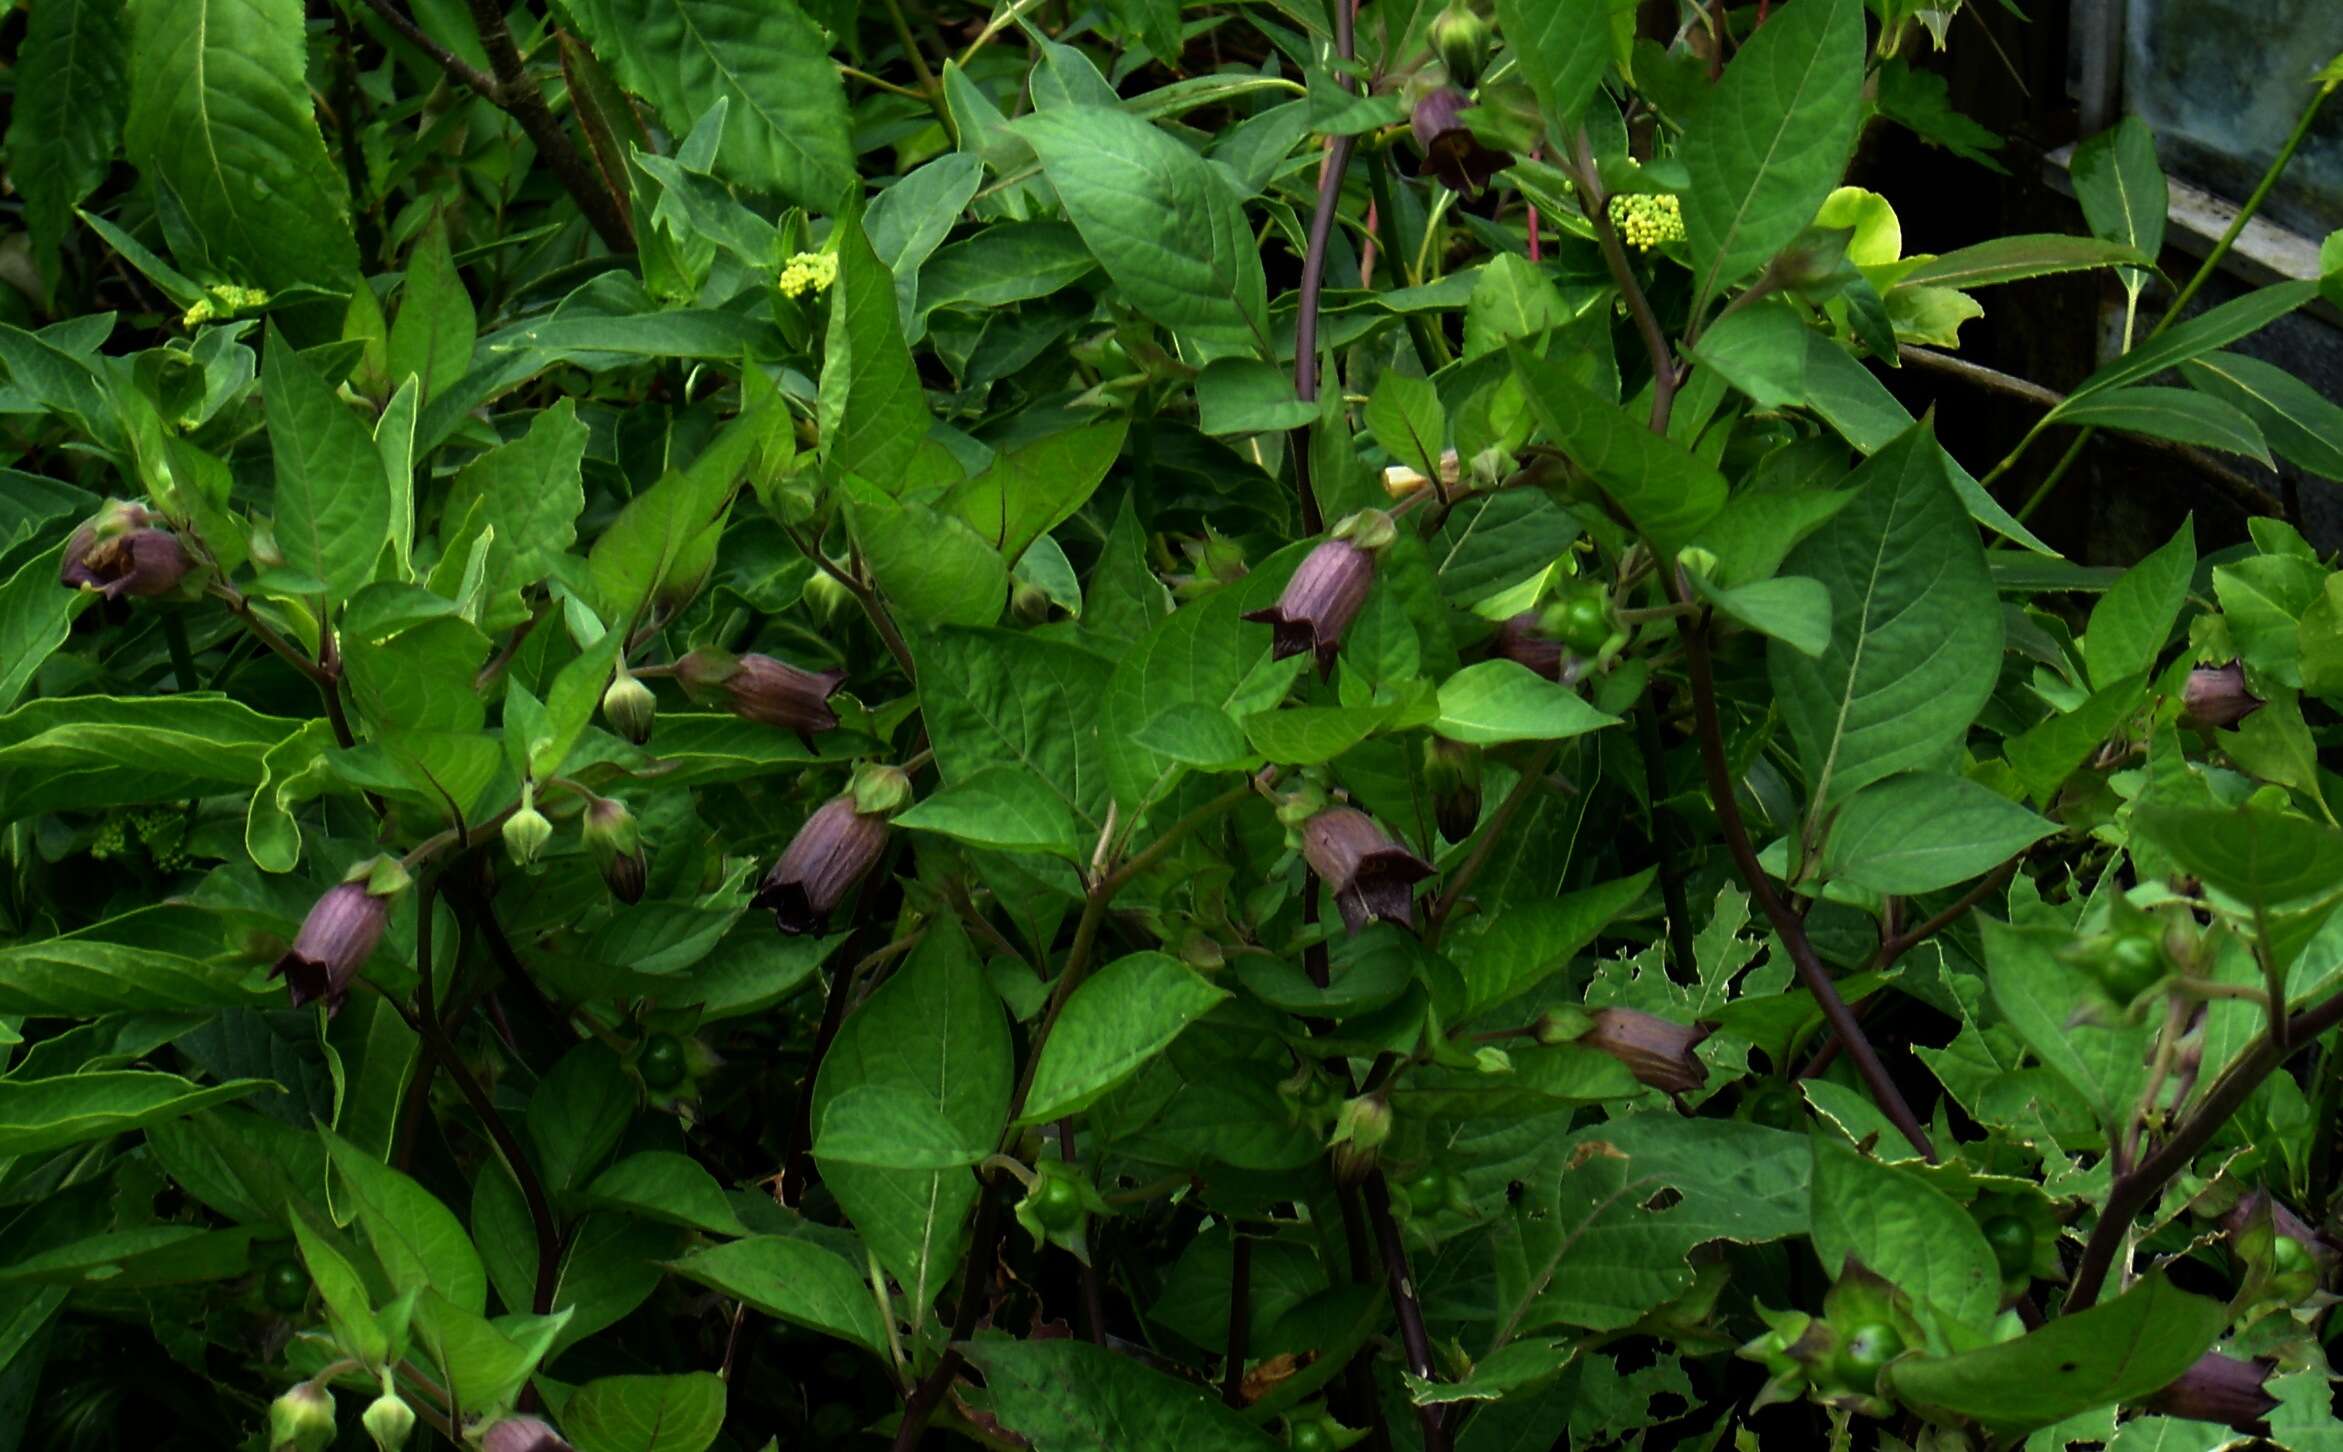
[
  {"left": 59, "top": 500, "right": 194, "bottom": 601},
  {"left": 676, "top": 647, "right": 846, "bottom": 749},
  {"left": 1330, "top": 507, "right": 1397, "bottom": 552},
  {"left": 1409, "top": 86, "right": 1509, "bottom": 196},
  {"left": 1010, "top": 579, "right": 1053, "bottom": 623},
  {"left": 1490, "top": 612, "right": 1564, "bottom": 681},
  {"left": 503, "top": 786, "right": 554, "bottom": 868},
  {"left": 271, "top": 873, "right": 397, "bottom": 1015},
  {"left": 1329, "top": 1095, "right": 1392, "bottom": 1186},
  {"left": 755, "top": 794, "right": 892, "bottom": 935},
  {"left": 361, "top": 1386, "right": 416, "bottom": 1450},
  {"left": 583, "top": 796, "right": 648, "bottom": 904},
  {"left": 267, "top": 1382, "right": 337, "bottom": 1452},
  {"left": 482, "top": 1417, "right": 575, "bottom": 1452},
  {"left": 602, "top": 669, "right": 657, "bottom": 745},
  {"left": 2182, "top": 661, "right": 2263, "bottom": 730},
  {"left": 1532, "top": 1006, "right": 1592, "bottom": 1046},
  {"left": 1244, "top": 539, "right": 1377, "bottom": 673},
  {"left": 2145, "top": 1353, "right": 2277, "bottom": 1433},
  {"left": 1431, "top": 0, "right": 1492, "bottom": 86},
  {"left": 801, "top": 568, "right": 854, "bottom": 622},
  {"left": 848, "top": 762, "right": 913, "bottom": 816},
  {"left": 1579, "top": 1007, "right": 1710, "bottom": 1094},
  {"left": 1301, "top": 807, "right": 1434, "bottom": 935},
  {"left": 1422, "top": 737, "right": 1482, "bottom": 842}
]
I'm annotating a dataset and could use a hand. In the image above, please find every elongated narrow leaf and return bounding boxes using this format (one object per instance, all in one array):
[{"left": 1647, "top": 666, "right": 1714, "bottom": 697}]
[
  {"left": 1017, "top": 106, "right": 1271, "bottom": 356},
  {"left": 265, "top": 324, "right": 392, "bottom": 605},
  {"left": 11, "top": 0, "right": 129, "bottom": 279},
  {"left": 562, "top": 0, "right": 853, "bottom": 208},
  {"left": 1678, "top": 0, "right": 1865, "bottom": 302},
  {"left": 2051, "top": 386, "right": 2270, "bottom": 463},
  {"left": 2057, "top": 281, "right": 2320, "bottom": 408},
  {"left": 1768, "top": 419, "right": 2002, "bottom": 811},
  {"left": 2182, "top": 352, "right": 2343, "bottom": 480},
  {"left": 820, "top": 212, "right": 929, "bottom": 490},
  {"left": 124, "top": 0, "right": 358, "bottom": 290},
  {"left": 2070, "top": 117, "right": 2167, "bottom": 286},
  {"left": 0, "top": 1072, "right": 273, "bottom": 1156}
]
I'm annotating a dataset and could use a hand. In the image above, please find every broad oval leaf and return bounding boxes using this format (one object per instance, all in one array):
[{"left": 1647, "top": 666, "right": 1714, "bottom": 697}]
[
  {"left": 1822, "top": 772, "right": 2055, "bottom": 894},
  {"left": 1020, "top": 952, "right": 1230, "bottom": 1124}
]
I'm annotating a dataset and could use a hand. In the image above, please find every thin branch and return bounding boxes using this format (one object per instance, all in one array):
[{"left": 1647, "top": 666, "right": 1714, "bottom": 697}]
[
  {"left": 789, "top": 526, "right": 919, "bottom": 685},
  {"left": 2068, "top": 979, "right": 2343, "bottom": 1310},
  {"left": 1288, "top": 0, "right": 1361, "bottom": 534},
  {"left": 1221, "top": 1226, "right": 1253, "bottom": 1406},
  {"left": 1361, "top": 1173, "right": 1450, "bottom": 1451},
  {"left": 1636, "top": 694, "right": 1699, "bottom": 982},
  {"left": 1573, "top": 130, "right": 1678, "bottom": 433},
  {"left": 891, "top": 1172, "right": 1006, "bottom": 1450},
  {"left": 1057, "top": 1119, "right": 1107, "bottom": 1345},
  {"left": 356, "top": 0, "right": 499, "bottom": 93},
  {"left": 1677, "top": 596, "right": 1937, "bottom": 1162},
  {"left": 1871, "top": 859, "right": 2018, "bottom": 970},
  {"left": 1426, "top": 742, "right": 1561, "bottom": 945}
]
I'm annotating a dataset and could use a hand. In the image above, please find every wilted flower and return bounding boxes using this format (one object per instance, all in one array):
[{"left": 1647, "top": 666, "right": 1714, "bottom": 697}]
[
  {"left": 272, "top": 871, "right": 400, "bottom": 1015},
  {"left": 1245, "top": 526, "right": 1384, "bottom": 672},
  {"left": 1300, "top": 806, "right": 1434, "bottom": 934},
  {"left": 602, "top": 669, "right": 657, "bottom": 745},
  {"left": 676, "top": 648, "right": 845, "bottom": 748},
  {"left": 59, "top": 500, "right": 193, "bottom": 601},
  {"left": 1578, "top": 1007, "right": 1710, "bottom": 1094},
  {"left": 1410, "top": 86, "right": 1509, "bottom": 196},
  {"left": 2145, "top": 1353, "right": 2277, "bottom": 1432},
  {"left": 754, "top": 793, "right": 892, "bottom": 935},
  {"left": 1490, "top": 612, "right": 1564, "bottom": 681},
  {"left": 268, "top": 1381, "right": 337, "bottom": 1452},
  {"left": 2182, "top": 661, "right": 2262, "bottom": 730},
  {"left": 583, "top": 796, "right": 647, "bottom": 904},
  {"left": 482, "top": 1417, "right": 574, "bottom": 1452}
]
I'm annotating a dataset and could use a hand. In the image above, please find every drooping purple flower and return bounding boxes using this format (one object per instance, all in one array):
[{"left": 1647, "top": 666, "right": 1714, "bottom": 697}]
[
  {"left": 271, "top": 881, "right": 391, "bottom": 1015},
  {"left": 1578, "top": 1007, "right": 1710, "bottom": 1095},
  {"left": 59, "top": 502, "right": 192, "bottom": 601},
  {"left": 2182, "top": 661, "right": 2262, "bottom": 730},
  {"left": 1410, "top": 86, "right": 1509, "bottom": 196},
  {"left": 1301, "top": 807, "right": 1433, "bottom": 935},
  {"left": 482, "top": 1417, "right": 574, "bottom": 1452},
  {"left": 754, "top": 795, "right": 891, "bottom": 935},
  {"left": 677, "top": 648, "right": 845, "bottom": 749},
  {"left": 1244, "top": 539, "right": 1374, "bottom": 673},
  {"left": 2146, "top": 1353, "right": 2277, "bottom": 1432},
  {"left": 583, "top": 796, "right": 647, "bottom": 904},
  {"left": 1490, "top": 612, "right": 1564, "bottom": 682}
]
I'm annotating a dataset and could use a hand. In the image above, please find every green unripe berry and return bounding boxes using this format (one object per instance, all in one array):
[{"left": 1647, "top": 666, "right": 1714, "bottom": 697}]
[
  {"left": 1830, "top": 1322, "right": 1904, "bottom": 1390},
  {"left": 639, "top": 1033, "right": 689, "bottom": 1090},
  {"left": 1980, "top": 1215, "right": 2033, "bottom": 1279},
  {"left": 260, "top": 1255, "right": 310, "bottom": 1313}
]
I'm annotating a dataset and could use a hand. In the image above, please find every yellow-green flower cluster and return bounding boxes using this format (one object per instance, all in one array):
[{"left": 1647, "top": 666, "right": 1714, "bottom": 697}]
[
  {"left": 181, "top": 282, "right": 272, "bottom": 328},
  {"left": 89, "top": 808, "right": 190, "bottom": 869},
  {"left": 778, "top": 251, "right": 839, "bottom": 299},
  {"left": 1608, "top": 192, "right": 1684, "bottom": 252}
]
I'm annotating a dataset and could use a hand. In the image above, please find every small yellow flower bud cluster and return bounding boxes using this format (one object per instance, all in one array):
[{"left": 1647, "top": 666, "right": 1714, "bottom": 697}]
[
  {"left": 1607, "top": 192, "right": 1684, "bottom": 252},
  {"left": 778, "top": 251, "right": 839, "bottom": 298},
  {"left": 181, "top": 282, "right": 271, "bottom": 328}
]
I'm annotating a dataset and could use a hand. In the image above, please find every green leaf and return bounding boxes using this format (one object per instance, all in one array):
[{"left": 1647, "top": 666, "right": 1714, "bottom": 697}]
[
  {"left": 1693, "top": 573, "right": 1833, "bottom": 657},
  {"left": 917, "top": 629, "right": 1116, "bottom": 834},
  {"left": 1823, "top": 772, "right": 2053, "bottom": 894},
  {"left": 0, "top": 923, "right": 269, "bottom": 1016},
  {"left": 811, "top": 924, "right": 1008, "bottom": 1316},
  {"left": 585, "top": 441, "right": 739, "bottom": 631},
  {"left": 0, "top": 541, "right": 95, "bottom": 712},
  {"left": 940, "top": 417, "right": 1128, "bottom": 562},
  {"left": 0, "top": 1072, "right": 272, "bottom": 1156},
  {"left": 1497, "top": 0, "right": 1612, "bottom": 139},
  {"left": 265, "top": 323, "right": 392, "bottom": 605},
  {"left": 565, "top": 1373, "right": 726, "bottom": 1452},
  {"left": 1433, "top": 660, "right": 1621, "bottom": 745},
  {"left": 1686, "top": 298, "right": 1811, "bottom": 411},
  {"left": 814, "top": 1084, "right": 989, "bottom": 1170},
  {"left": 1768, "top": 418, "right": 2002, "bottom": 811},
  {"left": 2085, "top": 518, "right": 2194, "bottom": 691},
  {"left": 868, "top": 152, "right": 984, "bottom": 329},
  {"left": 414, "top": 1292, "right": 569, "bottom": 1411},
  {"left": 1809, "top": 1137, "right": 2001, "bottom": 1349},
  {"left": 527, "top": 1042, "right": 634, "bottom": 1196},
  {"left": 443, "top": 399, "right": 586, "bottom": 621},
  {"left": 1894, "top": 234, "right": 2153, "bottom": 290},
  {"left": 666, "top": 1237, "right": 887, "bottom": 1355},
  {"left": 847, "top": 487, "right": 1006, "bottom": 629},
  {"left": 963, "top": 1338, "right": 1283, "bottom": 1451},
  {"left": 385, "top": 215, "right": 476, "bottom": 406},
  {"left": 323, "top": 1129, "right": 489, "bottom": 1313},
  {"left": 821, "top": 211, "right": 931, "bottom": 491},
  {"left": 124, "top": 0, "right": 359, "bottom": 290},
  {"left": 893, "top": 765, "right": 1079, "bottom": 857},
  {"left": 2130, "top": 806, "right": 2343, "bottom": 914},
  {"left": 561, "top": 0, "right": 852, "bottom": 208},
  {"left": 1887, "top": 1274, "right": 2227, "bottom": 1430},
  {"left": 2070, "top": 117, "right": 2167, "bottom": 289},
  {"left": 1016, "top": 106, "right": 1271, "bottom": 356},
  {"left": 2181, "top": 352, "right": 2343, "bottom": 481},
  {"left": 1195, "top": 357, "right": 1317, "bottom": 435},
  {"left": 583, "top": 1153, "right": 751, "bottom": 1237},
  {"left": 2057, "top": 281, "right": 2321, "bottom": 409},
  {"left": 1021, "top": 952, "right": 1231, "bottom": 1123},
  {"left": 1365, "top": 369, "right": 1447, "bottom": 486},
  {"left": 2003, "top": 674, "right": 2145, "bottom": 805},
  {"left": 1677, "top": 0, "right": 1865, "bottom": 303},
  {"left": 2050, "top": 386, "right": 2270, "bottom": 463},
  {"left": 1982, "top": 917, "right": 2123, "bottom": 1126},
  {"left": 1446, "top": 871, "right": 1655, "bottom": 1018},
  {"left": 10, "top": 0, "right": 129, "bottom": 283},
  {"left": 1242, "top": 704, "right": 1393, "bottom": 766},
  {"left": 289, "top": 1208, "right": 388, "bottom": 1365},
  {"left": 1509, "top": 345, "right": 1727, "bottom": 556},
  {"left": 0, "top": 694, "right": 303, "bottom": 822}
]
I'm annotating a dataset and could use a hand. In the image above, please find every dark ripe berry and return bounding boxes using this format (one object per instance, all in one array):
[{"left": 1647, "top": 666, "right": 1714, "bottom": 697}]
[
  {"left": 1031, "top": 1174, "right": 1086, "bottom": 1232},
  {"left": 639, "top": 1034, "right": 689, "bottom": 1089},
  {"left": 1980, "top": 1214, "right": 2034, "bottom": 1279},
  {"left": 261, "top": 1256, "right": 310, "bottom": 1313},
  {"left": 1831, "top": 1322, "right": 1904, "bottom": 1388}
]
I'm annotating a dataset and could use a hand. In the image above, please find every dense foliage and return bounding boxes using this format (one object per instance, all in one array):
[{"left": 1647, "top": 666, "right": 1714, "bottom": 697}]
[{"left": 7, "top": 0, "right": 2343, "bottom": 1447}]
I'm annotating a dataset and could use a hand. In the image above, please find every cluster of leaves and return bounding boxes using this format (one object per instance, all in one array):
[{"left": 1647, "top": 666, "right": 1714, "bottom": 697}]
[{"left": 7, "top": 0, "right": 2343, "bottom": 1447}]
